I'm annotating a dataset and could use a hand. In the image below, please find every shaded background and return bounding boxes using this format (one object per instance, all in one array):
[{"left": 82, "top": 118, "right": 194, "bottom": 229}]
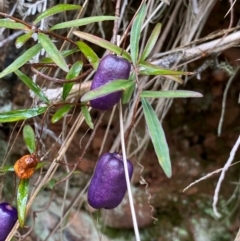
[{"left": 0, "top": 0, "right": 240, "bottom": 240}]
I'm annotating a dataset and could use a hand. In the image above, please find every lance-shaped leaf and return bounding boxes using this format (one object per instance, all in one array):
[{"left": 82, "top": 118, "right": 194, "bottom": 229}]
[
  {"left": 139, "top": 61, "right": 192, "bottom": 76},
  {"left": 130, "top": 3, "right": 146, "bottom": 65},
  {"left": 81, "top": 79, "right": 133, "bottom": 102},
  {"left": 81, "top": 105, "right": 93, "bottom": 129},
  {"left": 0, "top": 19, "right": 26, "bottom": 29},
  {"left": 17, "top": 179, "right": 29, "bottom": 227},
  {"left": 73, "top": 31, "right": 131, "bottom": 61},
  {"left": 40, "top": 48, "right": 80, "bottom": 64},
  {"left": 141, "top": 98, "right": 172, "bottom": 178},
  {"left": 122, "top": 82, "right": 135, "bottom": 104},
  {"left": 15, "top": 70, "right": 50, "bottom": 104},
  {"left": 38, "top": 33, "right": 69, "bottom": 72},
  {"left": 140, "top": 90, "right": 203, "bottom": 98},
  {"left": 51, "top": 16, "right": 117, "bottom": 30},
  {"left": 34, "top": 4, "right": 82, "bottom": 24},
  {"left": 23, "top": 125, "right": 36, "bottom": 154},
  {"left": 15, "top": 31, "right": 33, "bottom": 49},
  {"left": 0, "top": 166, "right": 14, "bottom": 173},
  {"left": 122, "top": 73, "right": 136, "bottom": 104},
  {"left": 0, "top": 43, "right": 42, "bottom": 78},
  {"left": 62, "top": 61, "right": 83, "bottom": 100},
  {"left": 76, "top": 41, "right": 99, "bottom": 70},
  {"left": 162, "top": 74, "right": 184, "bottom": 84},
  {"left": 139, "top": 23, "right": 161, "bottom": 62},
  {"left": 51, "top": 105, "right": 73, "bottom": 123},
  {"left": 0, "top": 107, "right": 47, "bottom": 123},
  {"left": 48, "top": 179, "right": 56, "bottom": 190},
  {"left": 36, "top": 162, "right": 48, "bottom": 170}
]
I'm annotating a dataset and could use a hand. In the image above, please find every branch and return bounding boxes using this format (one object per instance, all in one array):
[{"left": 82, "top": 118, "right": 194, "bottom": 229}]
[
  {"left": 40, "top": 30, "right": 240, "bottom": 104},
  {"left": 152, "top": 30, "right": 240, "bottom": 69}
]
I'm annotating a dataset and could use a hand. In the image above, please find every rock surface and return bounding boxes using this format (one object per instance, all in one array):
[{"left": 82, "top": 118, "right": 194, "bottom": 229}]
[{"left": 101, "top": 188, "right": 154, "bottom": 229}]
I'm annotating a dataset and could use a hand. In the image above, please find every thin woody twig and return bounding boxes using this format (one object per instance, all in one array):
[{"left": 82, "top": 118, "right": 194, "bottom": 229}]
[
  {"left": 225, "top": 0, "right": 237, "bottom": 18},
  {"left": 53, "top": 113, "right": 104, "bottom": 187},
  {"left": 31, "top": 66, "right": 92, "bottom": 84},
  {"left": 0, "top": 30, "right": 24, "bottom": 47},
  {"left": 218, "top": 66, "right": 240, "bottom": 136},
  {"left": 234, "top": 227, "right": 240, "bottom": 241},
  {"left": 192, "top": 0, "right": 199, "bottom": 14},
  {"left": 213, "top": 136, "right": 240, "bottom": 218},
  {"left": 30, "top": 63, "right": 92, "bottom": 69},
  {"left": 112, "top": 0, "right": 121, "bottom": 45},
  {"left": 0, "top": 11, "right": 76, "bottom": 45},
  {"left": 120, "top": 0, "right": 147, "bottom": 49},
  {"left": 183, "top": 160, "right": 240, "bottom": 195},
  {"left": 0, "top": 11, "right": 32, "bottom": 28},
  {"left": 119, "top": 103, "right": 140, "bottom": 241},
  {"left": 155, "top": 0, "right": 183, "bottom": 52}
]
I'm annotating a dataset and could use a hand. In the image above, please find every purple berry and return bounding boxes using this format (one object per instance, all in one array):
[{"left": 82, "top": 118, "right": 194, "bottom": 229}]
[
  {"left": 88, "top": 152, "right": 133, "bottom": 209},
  {"left": 90, "top": 54, "right": 131, "bottom": 110},
  {"left": 0, "top": 202, "right": 18, "bottom": 241}
]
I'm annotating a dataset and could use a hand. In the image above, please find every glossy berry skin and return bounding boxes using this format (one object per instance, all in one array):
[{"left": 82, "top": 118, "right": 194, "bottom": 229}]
[
  {"left": 88, "top": 152, "right": 133, "bottom": 209},
  {"left": 90, "top": 54, "right": 131, "bottom": 110},
  {"left": 0, "top": 202, "right": 18, "bottom": 241}
]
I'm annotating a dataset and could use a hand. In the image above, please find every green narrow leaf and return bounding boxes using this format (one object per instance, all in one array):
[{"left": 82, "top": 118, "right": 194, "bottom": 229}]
[
  {"left": 0, "top": 107, "right": 47, "bottom": 123},
  {"left": 139, "top": 23, "right": 161, "bottom": 62},
  {"left": 63, "top": 61, "right": 83, "bottom": 100},
  {"left": 17, "top": 179, "right": 29, "bottom": 227},
  {"left": 73, "top": 31, "right": 131, "bottom": 61},
  {"left": 81, "top": 105, "right": 94, "bottom": 129},
  {"left": 139, "top": 61, "right": 192, "bottom": 76},
  {"left": 48, "top": 171, "right": 80, "bottom": 189},
  {"left": 48, "top": 179, "right": 56, "bottom": 189},
  {"left": 15, "top": 70, "right": 50, "bottom": 104},
  {"left": 140, "top": 90, "right": 203, "bottom": 98},
  {"left": 40, "top": 48, "right": 80, "bottom": 64},
  {"left": 76, "top": 41, "right": 99, "bottom": 70},
  {"left": 162, "top": 74, "right": 184, "bottom": 84},
  {"left": 51, "top": 105, "right": 73, "bottom": 123},
  {"left": 141, "top": 98, "right": 172, "bottom": 178},
  {"left": 0, "top": 165, "right": 14, "bottom": 173},
  {"left": 51, "top": 16, "right": 117, "bottom": 30},
  {"left": 81, "top": 79, "right": 134, "bottom": 102},
  {"left": 0, "top": 19, "right": 26, "bottom": 29},
  {"left": 130, "top": 3, "right": 146, "bottom": 65},
  {"left": 38, "top": 33, "right": 69, "bottom": 72},
  {"left": 15, "top": 31, "right": 33, "bottom": 49},
  {"left": 0, "top": 43, "right": 42, "bottom": 78},
  {"left": 122, "top": 73, "right": 136, "bottom": 104},
  {"left": 65, "top": 61, "right": 83, "bottom": 80},
  {"left": 34, "top": 4, "right": 82, "bottom": 24},
  {"left": 122, "top": 82, "right": 135, "bottom": 104},
  {"left": 62, "top": 84, "right": 74, "bottom": 101},
  {"left": 36, "top": 162, "right": 48, "bottom": 170},
  {"left": 23, "top": 125, "right": 36, "bottom": 154}
]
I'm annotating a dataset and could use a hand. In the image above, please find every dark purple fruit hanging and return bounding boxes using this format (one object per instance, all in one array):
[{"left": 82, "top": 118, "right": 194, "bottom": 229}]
[
  {"left": 90, "top": 54, "right": 131, "bottom": 110},
  {"left": 88, "top": 152, "right": 133, "bottom": 209},
  {"left": 0, "top": 202, "right": 18, "bottom": 241}
]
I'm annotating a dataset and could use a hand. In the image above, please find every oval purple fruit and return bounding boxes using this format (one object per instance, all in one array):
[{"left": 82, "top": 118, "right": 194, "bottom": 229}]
[
  {"left": 88, "top": 152, "right": 133, "bottom": 209},
  {"left": 90, "top": 54, "right": 131, "bottom": 110},
  {"left": 0, "top": 202, "right": 18, "bottom": 241}
]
